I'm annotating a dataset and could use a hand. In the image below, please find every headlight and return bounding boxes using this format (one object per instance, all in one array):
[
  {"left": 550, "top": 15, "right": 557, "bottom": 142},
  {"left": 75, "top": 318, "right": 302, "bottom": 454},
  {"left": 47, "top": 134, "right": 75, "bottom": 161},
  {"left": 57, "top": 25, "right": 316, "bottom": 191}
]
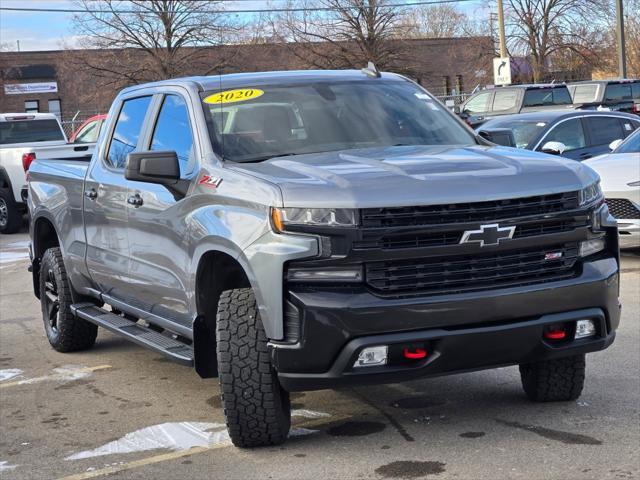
[
  {"left": 579, "top": 182, "right": 603, "bottom": 206},
  {"left": 579, "top": 238, "right": 606, "bottom": 257},
  {"left": 271, "top": 207, "right": 357, "bottom": 232}
]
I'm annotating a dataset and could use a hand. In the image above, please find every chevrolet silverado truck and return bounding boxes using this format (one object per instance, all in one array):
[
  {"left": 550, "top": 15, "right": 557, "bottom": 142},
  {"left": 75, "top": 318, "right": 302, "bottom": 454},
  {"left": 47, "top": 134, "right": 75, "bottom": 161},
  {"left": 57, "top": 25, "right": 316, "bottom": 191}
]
[
  {"left": 28, "top": 70, "right": 621, "bottom": 448},
  {"left": 0, "top": 112, "right": 97, "bottom": 233}
]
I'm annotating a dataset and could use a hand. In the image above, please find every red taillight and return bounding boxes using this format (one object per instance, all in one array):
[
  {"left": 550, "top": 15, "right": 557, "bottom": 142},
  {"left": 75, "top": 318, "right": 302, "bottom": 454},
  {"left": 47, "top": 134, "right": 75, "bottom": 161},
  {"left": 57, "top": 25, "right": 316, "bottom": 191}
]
[
  {"left": 632, "top": 104, "right": 639, "bottom": 114},
  {"left": 22, "top": 152, "right": 36, "bottom": 172}
]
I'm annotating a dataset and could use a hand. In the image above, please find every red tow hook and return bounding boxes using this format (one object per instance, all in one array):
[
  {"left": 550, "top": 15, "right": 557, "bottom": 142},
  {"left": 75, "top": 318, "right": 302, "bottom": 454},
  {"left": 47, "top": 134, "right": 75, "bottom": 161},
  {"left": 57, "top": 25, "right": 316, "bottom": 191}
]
[
  {"left": 544, "top": 329, "right": 567, "bottom": 340},
  {"left": 403, "top": 347, "right": 428, "bottom": 360}
]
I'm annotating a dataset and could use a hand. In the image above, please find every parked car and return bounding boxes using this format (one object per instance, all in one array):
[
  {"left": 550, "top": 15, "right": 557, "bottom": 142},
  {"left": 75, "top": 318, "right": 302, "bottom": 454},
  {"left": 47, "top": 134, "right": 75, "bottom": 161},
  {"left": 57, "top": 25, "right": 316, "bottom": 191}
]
[
  {"left": 585, "top": 129, "right": 640, "bottom": 248},
  {"left": 28, "top": 70, "right": 619, "bottom": 448},
  {"left": 569, "top": 79, "right": 640, "bottom": 115},
  {"left": 0, "top": 112, "right": 102, "bottom": 234},
  {"left": 68, "top": 114, "right": 107, "bottom": 143},
  {"left": 457, "top": 84, "right": 574, "bottom": 128},
  {"left": 477, "top": 110, "right": 640, "bottom": 161}
]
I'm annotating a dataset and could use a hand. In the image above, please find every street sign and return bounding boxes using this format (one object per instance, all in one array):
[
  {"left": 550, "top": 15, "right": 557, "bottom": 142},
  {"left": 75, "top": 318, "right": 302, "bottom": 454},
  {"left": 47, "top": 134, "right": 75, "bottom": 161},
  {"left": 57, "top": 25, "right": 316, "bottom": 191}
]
[{"left": 493, "top": 57, "right": 512, "bottom": 86}]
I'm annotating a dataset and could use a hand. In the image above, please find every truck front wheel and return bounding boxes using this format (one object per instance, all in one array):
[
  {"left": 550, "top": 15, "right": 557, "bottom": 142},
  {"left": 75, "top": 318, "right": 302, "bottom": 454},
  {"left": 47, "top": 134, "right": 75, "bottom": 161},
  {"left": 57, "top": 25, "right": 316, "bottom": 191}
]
[
  {"left": 216, "top": 288, "right": 291, "bottom": 448},
  {"left": 519, "top": 354, "right": 585, "bottom": 402},
  {"left": 39, "top": 247, "right": 98, "bottom": 352}
]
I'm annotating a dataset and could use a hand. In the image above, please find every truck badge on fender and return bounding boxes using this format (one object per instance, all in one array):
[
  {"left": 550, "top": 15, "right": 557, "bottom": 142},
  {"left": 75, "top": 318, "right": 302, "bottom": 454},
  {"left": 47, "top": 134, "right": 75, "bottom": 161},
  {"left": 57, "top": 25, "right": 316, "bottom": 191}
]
[{"left": 199, "top": 175, "right": 223, "bottom": 188}]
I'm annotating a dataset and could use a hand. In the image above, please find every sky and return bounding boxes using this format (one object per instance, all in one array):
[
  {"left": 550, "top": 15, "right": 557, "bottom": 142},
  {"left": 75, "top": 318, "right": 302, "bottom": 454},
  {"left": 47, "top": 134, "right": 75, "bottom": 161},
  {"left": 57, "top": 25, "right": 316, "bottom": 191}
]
[{"left": 0, "top": 0, "right": 489, "bottom": 52}]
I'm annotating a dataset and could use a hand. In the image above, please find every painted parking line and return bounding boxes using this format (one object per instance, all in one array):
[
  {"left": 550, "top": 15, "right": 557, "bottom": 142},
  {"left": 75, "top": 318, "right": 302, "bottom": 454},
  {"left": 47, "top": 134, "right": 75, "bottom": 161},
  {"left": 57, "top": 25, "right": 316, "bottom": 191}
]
[
  {"left": 56, "top": 414, "right": 350, "bottom": 480},
  {"left": 0, "top": 365, "right": 112, "bottom": 389}
]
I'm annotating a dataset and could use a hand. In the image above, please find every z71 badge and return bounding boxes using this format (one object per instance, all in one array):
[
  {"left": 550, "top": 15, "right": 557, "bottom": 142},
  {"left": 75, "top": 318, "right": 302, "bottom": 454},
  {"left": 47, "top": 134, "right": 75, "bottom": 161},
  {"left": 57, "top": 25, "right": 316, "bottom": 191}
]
[{"left": 199, "top": 175, "right": 223, "bottom": 188}]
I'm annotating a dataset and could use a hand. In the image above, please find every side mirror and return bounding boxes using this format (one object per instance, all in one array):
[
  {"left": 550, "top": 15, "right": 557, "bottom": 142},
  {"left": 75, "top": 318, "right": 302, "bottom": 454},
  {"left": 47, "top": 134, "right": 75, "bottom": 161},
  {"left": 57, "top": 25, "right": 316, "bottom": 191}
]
[
  {"left": 453, "top": 105, "right": 461, "bottom": 115},
  {"left": 609, "top": 139, "right": 623, "bottom": 151},
  {"left": 125, "top": 151, "right": 180, "bottom": 185},
  {"left": 541, "top": 141, "right": 567, "bottom": 155}
]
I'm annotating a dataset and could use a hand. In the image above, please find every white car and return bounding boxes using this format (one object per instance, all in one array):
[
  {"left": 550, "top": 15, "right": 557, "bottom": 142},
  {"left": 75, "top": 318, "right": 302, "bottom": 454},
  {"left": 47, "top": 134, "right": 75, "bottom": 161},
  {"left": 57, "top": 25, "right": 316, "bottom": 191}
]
[
  {"left": 0, "top": 113, "right": 97, "bottom": 233},
  {"left": 585, "top": 129, "right": 640, "bottom": 248}
]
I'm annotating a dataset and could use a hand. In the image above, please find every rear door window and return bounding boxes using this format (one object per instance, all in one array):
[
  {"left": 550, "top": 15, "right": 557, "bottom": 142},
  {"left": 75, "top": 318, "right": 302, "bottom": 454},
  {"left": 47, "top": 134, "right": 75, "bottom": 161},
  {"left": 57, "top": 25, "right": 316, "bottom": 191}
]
[
  {"left": 492, "top": 90, "right": 519, "bottom": 111},
  {"left": 149, "top": 94, "right": 195, "bottom": 177},
  {"left": 74, "top": 120, "right": 101, "bottom": 143},
  {"left": 631, "top": 83, "right": 640, "bottom": 100},
  {"left": 604, "top": 84, "right": 632, "bottom": 101},
  {"left": 106, "top": 96, "right": 152, "bottom": 169},
  {"left": 584, "top": 117, "right": 625, "bottom": 146},
  {"left": 463, "top": 92, "right": 492, "bottom": 113},
  {"left": 523, "top": 88, "right": 572, "bottom": 107},
  {"left": 0, "top": 119, "right": 65, "bottom": 145},
  {"left": 542, "top": 118, "right": 586, "bottom": 151}
]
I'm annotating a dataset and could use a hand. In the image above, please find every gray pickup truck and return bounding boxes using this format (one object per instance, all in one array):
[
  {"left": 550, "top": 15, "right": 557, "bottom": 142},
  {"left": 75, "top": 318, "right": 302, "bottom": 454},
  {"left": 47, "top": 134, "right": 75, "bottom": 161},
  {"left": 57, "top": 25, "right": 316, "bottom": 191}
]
[{"left": 28, "top": 70, "right": 620, "bottom": 448}]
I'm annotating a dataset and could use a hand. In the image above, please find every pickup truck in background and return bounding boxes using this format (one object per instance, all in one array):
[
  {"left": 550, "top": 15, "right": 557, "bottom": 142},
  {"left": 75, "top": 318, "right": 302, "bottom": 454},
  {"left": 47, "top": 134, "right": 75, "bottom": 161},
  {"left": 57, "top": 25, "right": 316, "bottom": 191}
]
[
  {"left": 569, "top": 79, "right": 640, "bottom": 115},
  {"left": 456, "top": 84, "right": 575, "bottom": 128},
  {"left": 0, "top": 113, "right": 98, "bottom": 233},
  {"left": 28, "top": 70, "right": 620, "bottom": 448}
]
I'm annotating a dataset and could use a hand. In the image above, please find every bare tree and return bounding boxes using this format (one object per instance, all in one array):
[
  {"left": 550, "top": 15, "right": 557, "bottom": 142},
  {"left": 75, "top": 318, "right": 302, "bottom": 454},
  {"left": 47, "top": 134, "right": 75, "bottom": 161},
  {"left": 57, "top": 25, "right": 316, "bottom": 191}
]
[
  {"left": 70, "top": 0, "right": 240, "bottom": 89},
  {"left": 279, "top": 0, "right": 407, "bottom": 70},
  {"left": 505, "top": 0, "right": 611, "bottom": 82},
  {"left": 398, "top": 4, "right": 474, "bottom": 38}
]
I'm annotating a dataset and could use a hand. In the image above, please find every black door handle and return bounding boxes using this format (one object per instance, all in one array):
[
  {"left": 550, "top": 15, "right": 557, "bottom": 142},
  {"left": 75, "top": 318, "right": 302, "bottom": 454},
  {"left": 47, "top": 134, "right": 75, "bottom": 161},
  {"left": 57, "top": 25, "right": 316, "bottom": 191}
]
[
  {"left": 84, "top": 188, "right": 97, "bottom": 199},
  {"left": 127, "top": 194, "right": 143, "bottom": 207},
  {"left": 579, "top": 153, "right": 592, "bottom": 160},
  {"left": 74, "top": 145, "right": 89, "bottom": 152}
]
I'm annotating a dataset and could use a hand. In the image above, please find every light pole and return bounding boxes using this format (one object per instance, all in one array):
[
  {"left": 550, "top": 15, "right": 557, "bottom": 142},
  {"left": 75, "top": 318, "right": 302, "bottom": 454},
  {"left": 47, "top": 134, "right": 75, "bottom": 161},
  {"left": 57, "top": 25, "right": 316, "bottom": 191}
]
[
  {"left": 497, "top": 0, "right": 507, "bottom": 58},
  {"left": 615, "top": 0, "right": 627, "bottom": 78}
]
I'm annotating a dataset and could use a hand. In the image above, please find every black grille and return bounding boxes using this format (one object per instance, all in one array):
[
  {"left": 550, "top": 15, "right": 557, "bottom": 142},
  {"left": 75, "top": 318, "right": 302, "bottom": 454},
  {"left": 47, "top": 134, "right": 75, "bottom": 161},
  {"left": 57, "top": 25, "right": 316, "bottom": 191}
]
[
  {"left": 606, "top": 198, "right": 640, "bottom": 219},
  {"left": 365, "top": 243, "right": 580, "bottom": 296},
  {"left": 361, "top": 191, "right": 580, "bottom": 228},
  {"left": 354, "top": 218, "right": 587, "bottom": 251}
]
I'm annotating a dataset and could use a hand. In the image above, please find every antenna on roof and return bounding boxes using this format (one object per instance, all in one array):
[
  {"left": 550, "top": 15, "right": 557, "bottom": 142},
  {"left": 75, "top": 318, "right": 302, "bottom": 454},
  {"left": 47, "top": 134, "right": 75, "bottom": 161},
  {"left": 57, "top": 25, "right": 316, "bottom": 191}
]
[{"left": 361, "top": 61, "right": 381, "bottom": 78}]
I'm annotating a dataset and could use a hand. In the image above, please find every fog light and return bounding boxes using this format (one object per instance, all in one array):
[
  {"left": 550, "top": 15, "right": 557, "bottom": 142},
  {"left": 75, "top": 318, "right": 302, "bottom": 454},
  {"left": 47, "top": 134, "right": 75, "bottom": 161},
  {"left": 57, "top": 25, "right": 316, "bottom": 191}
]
[
  {"left": 575, "top": 319, "right": 596, "bottom": 339},
  {"left": 579, "top": 238, "right": 606, "bottom": 257},
  {"left": 354, "top": 346, "right": 388, "bottom": 368}
]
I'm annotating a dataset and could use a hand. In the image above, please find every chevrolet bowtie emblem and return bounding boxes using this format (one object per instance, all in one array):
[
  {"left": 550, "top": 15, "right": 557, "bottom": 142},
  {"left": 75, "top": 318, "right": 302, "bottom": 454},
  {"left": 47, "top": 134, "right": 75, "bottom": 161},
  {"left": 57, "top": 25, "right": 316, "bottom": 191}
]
[{"left": 460, "top": 223, "right": 516, "bottom": 247}]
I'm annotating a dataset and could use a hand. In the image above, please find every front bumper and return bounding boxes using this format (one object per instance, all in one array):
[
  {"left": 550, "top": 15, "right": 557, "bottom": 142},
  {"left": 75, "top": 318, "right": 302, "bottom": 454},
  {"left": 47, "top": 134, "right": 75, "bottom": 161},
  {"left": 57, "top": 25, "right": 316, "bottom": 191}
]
[{"left": 271, "top": 256, "right": 620, "bottom": 391}]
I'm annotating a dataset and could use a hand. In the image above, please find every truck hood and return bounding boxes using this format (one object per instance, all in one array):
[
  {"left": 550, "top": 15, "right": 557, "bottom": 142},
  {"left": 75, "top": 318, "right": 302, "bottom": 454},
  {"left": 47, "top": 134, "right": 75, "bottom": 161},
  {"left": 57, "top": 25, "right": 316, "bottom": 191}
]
[{"left": 229, "top": 145, "right": 598, "bottom": 208}]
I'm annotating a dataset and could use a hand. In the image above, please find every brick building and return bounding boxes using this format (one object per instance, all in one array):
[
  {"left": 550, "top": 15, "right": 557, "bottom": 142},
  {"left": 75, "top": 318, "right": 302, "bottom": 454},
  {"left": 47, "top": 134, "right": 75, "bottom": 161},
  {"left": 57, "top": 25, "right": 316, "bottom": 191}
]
[{"left": 0, "top": 37, "right": 493, "bottom": 129}]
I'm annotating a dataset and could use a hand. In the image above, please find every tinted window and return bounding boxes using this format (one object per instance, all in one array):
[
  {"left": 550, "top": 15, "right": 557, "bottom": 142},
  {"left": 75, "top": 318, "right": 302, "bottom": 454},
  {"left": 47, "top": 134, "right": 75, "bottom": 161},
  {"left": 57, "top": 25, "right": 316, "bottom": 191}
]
[
  {"left": 632, "top": 83, "right": 640, "bottom": 100},
  {"left": 75, "top": 120, "right": 101, "bottom": 143},
  {"left": 150, "top": 95, "right": 195, "bottom": 176},
  {"left": 585, "top": 117, "right": 624, "bottom": 146},
  {"left": 523, "top": 87, "right": 572, "bottom": 107},
  {"left": 492, "top": 90, "right": 518, "bottom": 111},
  {"left": 0, "top": 119, "right": 65, "bottom": 145},
  {"left": 543, "top": 118, "right": 586, "bottom": 151},
  {"left": 571, "top": 85, "right": 599, "bottom": 103},
  {"left": 604, "top": 84, "right": 632, "bottom": 101},
  {"left": 464, "top": 92, "right": 492, "bottom": 113},
  {"left": 107, "top": 96, "right": 152, "bottom": 168},
  {"left": 203, "top": 81, "right": 476, "bottom": 163},
  {"left": 616, "top": 130, "right": 640, "bottom": 153}
]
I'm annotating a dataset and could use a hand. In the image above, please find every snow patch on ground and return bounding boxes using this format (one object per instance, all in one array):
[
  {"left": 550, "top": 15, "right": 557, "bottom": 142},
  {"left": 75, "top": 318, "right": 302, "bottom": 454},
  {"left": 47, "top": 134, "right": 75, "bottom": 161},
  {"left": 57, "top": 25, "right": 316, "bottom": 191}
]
[
  {"left": 0, "top": 241, "right": 30, "bottom": 265},
  {"left": 67, "top": 422, "right": 319, "bottom": 460},
  {"left": 0, "top": 368, "right": 23, "bottom": 382},
  {"left": 292, "top": 409, "right": 331, "bottom": 419},
  {"left": 0, "top": 461, "right": 18, "bottom": 471}
]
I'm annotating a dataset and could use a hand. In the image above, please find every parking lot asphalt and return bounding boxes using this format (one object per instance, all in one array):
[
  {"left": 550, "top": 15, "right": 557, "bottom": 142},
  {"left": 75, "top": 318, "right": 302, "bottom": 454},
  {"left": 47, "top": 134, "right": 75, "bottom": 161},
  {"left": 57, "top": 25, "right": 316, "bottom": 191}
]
[{"left": 1, "top": 230, "right": 639, "bottom": 480}]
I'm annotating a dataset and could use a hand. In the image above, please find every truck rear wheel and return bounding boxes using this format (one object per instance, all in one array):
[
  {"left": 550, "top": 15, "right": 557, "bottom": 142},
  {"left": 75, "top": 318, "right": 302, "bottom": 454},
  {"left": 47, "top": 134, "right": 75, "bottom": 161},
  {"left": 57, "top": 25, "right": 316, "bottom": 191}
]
[
  {"left": 39, "top": 247, "right": 98, "bottom": 352},
  {"left": 216, "top": 288, "right": 291, "bottom": 448},
  {"left": 0, "top": 188, "right": 22, "bottom": 234},
  {"left": 519, "top": 354, "right": 585, "bottom": 402}
]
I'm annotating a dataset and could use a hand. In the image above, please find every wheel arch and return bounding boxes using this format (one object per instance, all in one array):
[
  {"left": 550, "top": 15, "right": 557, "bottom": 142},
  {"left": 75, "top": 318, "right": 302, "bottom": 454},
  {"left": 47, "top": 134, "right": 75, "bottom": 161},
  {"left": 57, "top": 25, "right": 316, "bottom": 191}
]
[
  {"left": 30, "top": 213, "right": 61, "bottom": 299},
  {"left": 192, "top": 248, "right": 251, "bottom": 378}
]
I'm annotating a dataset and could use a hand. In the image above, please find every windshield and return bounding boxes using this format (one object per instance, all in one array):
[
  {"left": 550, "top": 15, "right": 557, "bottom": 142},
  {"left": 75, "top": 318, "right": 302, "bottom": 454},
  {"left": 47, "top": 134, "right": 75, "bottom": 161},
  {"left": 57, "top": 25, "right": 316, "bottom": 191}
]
[
  {"left": 0, "top": 119, "right": 65, "bottom": 145},
  {"left": 480, "top": 119, "right": 547, "bottom": 148},
  {"left": 616, "top": 129, "right": 640, "bottom": 154},
  {"left": 201, "top": 80, "right": 476, "bottom": 162}
]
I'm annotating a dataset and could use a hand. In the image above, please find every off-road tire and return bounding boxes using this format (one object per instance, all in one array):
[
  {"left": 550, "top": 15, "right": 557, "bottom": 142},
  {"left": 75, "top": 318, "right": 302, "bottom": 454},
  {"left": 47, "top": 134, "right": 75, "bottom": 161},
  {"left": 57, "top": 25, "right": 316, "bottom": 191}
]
[
  {"left": 216, "top": 288, "right": 291, "bottom": 448},
  {"left": 40, "top": 247, "right": 98, "bottom": 352},
  {"left": 519, "top": 354, "right": 586, "bottom": 402},
  {"left": 0, "top": 188, "right": 22, "bottom": 234}
]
